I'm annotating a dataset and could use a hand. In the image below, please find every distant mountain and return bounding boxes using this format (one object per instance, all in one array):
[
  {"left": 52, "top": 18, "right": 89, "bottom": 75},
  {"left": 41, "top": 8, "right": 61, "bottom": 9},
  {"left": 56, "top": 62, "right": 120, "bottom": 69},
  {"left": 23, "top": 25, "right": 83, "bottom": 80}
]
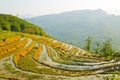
[
  {"left": 20, "top": 14, "right": 35, "bottom": 18},
  {"left": 27, "top": 9, "right": 120, "bottom": 50},
  {"left": 0, "top": 14, "right": 50, "bottom": 37}
]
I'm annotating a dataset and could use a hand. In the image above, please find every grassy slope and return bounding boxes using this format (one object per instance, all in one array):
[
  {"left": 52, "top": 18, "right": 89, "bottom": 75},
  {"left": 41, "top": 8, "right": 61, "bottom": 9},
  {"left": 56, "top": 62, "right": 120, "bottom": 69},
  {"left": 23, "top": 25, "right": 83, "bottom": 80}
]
[{"left": 0, "top": 14, "right": 51, "bottom": 38}]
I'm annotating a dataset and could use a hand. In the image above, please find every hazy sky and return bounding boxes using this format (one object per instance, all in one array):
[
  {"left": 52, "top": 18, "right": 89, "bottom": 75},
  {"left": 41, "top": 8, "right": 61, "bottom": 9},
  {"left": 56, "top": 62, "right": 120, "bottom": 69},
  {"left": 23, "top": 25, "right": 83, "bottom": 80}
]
[{"left": 1, "top": 0, "right": 120, "bottom": 17}]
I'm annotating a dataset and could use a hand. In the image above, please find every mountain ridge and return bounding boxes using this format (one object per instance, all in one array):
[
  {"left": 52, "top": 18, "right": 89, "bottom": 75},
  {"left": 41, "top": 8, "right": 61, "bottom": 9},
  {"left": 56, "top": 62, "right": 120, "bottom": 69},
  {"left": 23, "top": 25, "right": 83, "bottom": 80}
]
[{"left": 27, "top": 9, "right": 120, "bottom": 50}]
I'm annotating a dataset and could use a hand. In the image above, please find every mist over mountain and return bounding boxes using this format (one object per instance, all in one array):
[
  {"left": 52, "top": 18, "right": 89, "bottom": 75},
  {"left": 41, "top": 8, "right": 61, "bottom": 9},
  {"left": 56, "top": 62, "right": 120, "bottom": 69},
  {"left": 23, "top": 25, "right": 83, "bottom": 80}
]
[
  {"left": 27, "top": 9, "right": 120, "bottom": 50},
  {"left": 20, "top": 14, "right": 35, "bottom": 18}
]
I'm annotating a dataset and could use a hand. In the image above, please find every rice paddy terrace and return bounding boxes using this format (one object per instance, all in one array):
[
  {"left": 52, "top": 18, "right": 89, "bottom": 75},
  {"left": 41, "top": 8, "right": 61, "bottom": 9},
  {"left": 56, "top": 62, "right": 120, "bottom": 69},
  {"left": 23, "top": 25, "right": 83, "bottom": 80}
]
[{"left": 0, "top": 31, "right": 120, "bottom": 80}]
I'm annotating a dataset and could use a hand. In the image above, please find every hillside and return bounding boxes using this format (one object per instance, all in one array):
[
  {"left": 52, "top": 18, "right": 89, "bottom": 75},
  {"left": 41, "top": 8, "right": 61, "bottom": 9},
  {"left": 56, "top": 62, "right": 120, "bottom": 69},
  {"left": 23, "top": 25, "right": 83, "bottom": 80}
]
[
  {"left": 0, "top": 14, "right": 50, "bottom": 37},
  {"left": 0, "top": 30, "right": 120, "bottom": 80},
  {"left": 27, "top": 9, "right": 120, "bottom": 49}
]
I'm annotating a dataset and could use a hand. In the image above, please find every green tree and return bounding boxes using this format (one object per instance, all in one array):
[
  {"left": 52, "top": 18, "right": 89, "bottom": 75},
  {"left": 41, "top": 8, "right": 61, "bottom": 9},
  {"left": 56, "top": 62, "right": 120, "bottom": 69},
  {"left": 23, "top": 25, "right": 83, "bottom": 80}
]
[
  {"left": 94, "top": 42, "right": 100, "bottom": 54},
  {"left": 0, "top": 27, "right": 2, "bottom": 31},
  {"left": 85, "top": 36, "right": 92, "bottom": 52},
  {"left": 10, "top": 24, "right": 21, "bottom": 32},
  {"left": 2, "top": 23, "right": 10, "bottom": 31},
  {"left": 20, "top": 24, "right": 25, "bottom": 31},
  {"left": 100, "top": 40, "right": 114, "bottom": 57}
]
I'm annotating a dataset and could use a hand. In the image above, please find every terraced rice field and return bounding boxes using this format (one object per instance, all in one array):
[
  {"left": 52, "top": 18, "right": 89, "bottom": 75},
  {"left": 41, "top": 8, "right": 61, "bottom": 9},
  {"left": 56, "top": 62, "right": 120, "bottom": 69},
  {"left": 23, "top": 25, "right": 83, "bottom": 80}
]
[{"left": 0, "top": 31, "right": 120, "bottom": 80}]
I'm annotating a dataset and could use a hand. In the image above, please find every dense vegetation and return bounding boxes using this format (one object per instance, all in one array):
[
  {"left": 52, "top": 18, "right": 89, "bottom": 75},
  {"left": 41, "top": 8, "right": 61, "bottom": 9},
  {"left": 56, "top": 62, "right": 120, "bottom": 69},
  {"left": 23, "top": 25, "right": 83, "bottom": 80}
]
[
  {"left": 84, "top": 36, "right": 119, "bottom": 59},
  {"left": 0, "top": 14, "right": 50, "bottom": 37}
]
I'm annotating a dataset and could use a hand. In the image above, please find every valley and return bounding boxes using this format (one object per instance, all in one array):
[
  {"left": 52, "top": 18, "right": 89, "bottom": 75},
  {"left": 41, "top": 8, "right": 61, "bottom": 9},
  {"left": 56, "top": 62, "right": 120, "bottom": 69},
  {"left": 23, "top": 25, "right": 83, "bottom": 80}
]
[{"left": 1, "top": 0, "right": 120, "bottom": 80}]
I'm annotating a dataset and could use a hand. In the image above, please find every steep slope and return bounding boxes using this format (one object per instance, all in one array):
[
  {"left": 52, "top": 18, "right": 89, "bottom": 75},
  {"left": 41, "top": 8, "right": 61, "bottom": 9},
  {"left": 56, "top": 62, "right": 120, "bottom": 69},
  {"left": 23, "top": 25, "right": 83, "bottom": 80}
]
[
  {"left": 0, "top": 14, "right": 50, "bottom": 37},
  {"left": 27, "top": 9, "right": 120, "bottom": 49}
]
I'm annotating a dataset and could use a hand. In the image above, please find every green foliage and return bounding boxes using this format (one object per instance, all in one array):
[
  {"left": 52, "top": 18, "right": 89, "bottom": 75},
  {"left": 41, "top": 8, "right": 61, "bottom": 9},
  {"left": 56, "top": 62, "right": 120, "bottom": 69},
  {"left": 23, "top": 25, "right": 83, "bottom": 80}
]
[
  {"left": 100, "top": 40, "right": 114, "bottom": 57},
  {"left": 84, "top": 36, "right": 115, "bottom": 57},
  {"left": 84, "top": 36, "right": 92, "bottom": 52},
  {"left": 107, "top": 75, "right": 120, "bottom": 80},
  {"left": 93, "top": 39, "right": 115, "bottom": 57},
  {"left": 94, "top": 42, "right": 100, "bottom": 54},
  {"left": 11, "top": 24, "right": 21, "bottom": 32},
  {"left": 20, "top": 24, "right": 25, "bottom": 31},
  {"left": 2, "top": 22, "right": 10, "bottom": 31},
  {"left": 0, "top": 14, "right": 51, "bottom": 37},
  {"left": 0, "top": 28, "right": 2, "bottom": 31}
]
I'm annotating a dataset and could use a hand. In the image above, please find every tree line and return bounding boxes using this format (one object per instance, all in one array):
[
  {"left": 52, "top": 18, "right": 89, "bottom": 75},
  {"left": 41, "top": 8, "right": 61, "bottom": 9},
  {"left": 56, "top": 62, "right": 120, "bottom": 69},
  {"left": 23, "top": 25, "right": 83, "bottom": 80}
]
[{"left": 84, "top": 36, "right": 120, "bottom": 57}]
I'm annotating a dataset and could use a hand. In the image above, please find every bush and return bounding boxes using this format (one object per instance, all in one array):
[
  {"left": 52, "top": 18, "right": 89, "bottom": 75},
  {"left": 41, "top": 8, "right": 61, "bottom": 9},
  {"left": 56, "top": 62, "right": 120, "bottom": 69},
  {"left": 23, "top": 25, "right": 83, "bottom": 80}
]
[
  {"left": 11, "top": 24, "right": 21, "bottom": 32},
  {"left": 2, "top": 23, "right": 10, "bottom": 31},
  {"left": 100, "top": 40, "right": 115, "bottom": 57}
]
